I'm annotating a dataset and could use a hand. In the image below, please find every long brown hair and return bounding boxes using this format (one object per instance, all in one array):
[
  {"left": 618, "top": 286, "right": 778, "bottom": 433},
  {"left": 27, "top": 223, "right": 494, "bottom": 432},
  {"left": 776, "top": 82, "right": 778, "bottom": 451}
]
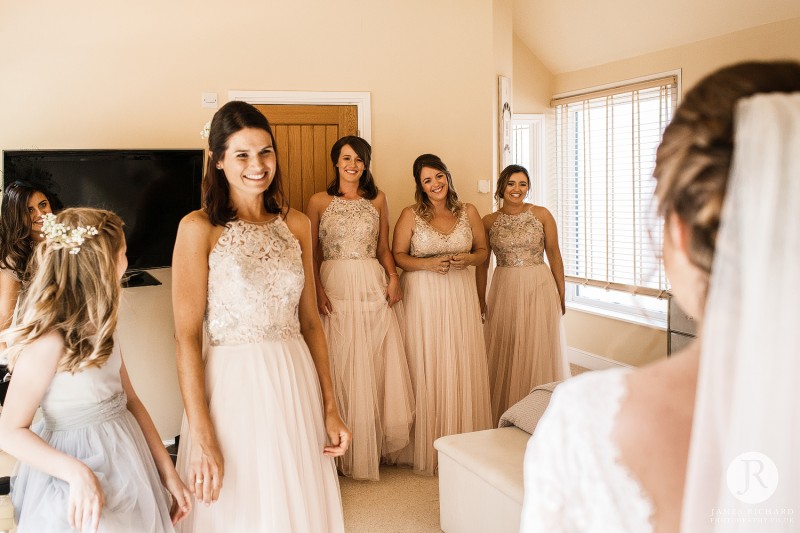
[
  {"left": 203, "top": 101, "right": 286, "bottom": 226},
  {"left": 0, "top": 180, "right": 63, "bottom": 280},
  {"left": 327, "top": 136, "right": 378, "bottom": 200},
  {"left": 3, "top": 208, "right": 125, "bottom": 373},
  {"left": 412, "top": 154, "right": 463, "bottom": 221}
]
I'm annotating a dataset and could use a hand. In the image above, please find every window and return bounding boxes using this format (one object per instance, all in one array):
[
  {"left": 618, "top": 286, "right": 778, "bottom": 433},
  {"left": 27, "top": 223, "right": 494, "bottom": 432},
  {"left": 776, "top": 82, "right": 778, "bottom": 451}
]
[
  {"left": 551, "top": 74, "right": 679, "bottom": 325},
  {"left": 510, "top": 114, "right": 545, "bottom": 204}
]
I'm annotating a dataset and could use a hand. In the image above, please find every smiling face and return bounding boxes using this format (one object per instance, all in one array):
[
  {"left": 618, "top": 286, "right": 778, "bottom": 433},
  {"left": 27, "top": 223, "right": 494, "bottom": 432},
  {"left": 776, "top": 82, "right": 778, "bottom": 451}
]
[
  {"left": 419, "top": 166, "right": 449, "bottom": 202},
  {"left": 336, "top": 144, "right": 365, "bottom": 186},
  {"left": 216, "top": 127, "right": 276, "bottom": 200},
  {"left": 502, "top": 172, "right": 529, "bottom": 206},
  {"left": 27, "top": 191, "right": 53, "bottom": 241}
]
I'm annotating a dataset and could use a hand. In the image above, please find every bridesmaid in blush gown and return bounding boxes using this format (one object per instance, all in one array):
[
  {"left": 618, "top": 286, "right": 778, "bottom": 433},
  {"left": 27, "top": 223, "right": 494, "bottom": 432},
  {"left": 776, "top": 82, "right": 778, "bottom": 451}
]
[
  {"left": 173, "top": 101, "right": 349, "bottom": 532},
  {"left": 392, "top": 153, "right": 492, "bottom": 476},
  {"left": 476, "top": 164, "right": 568, "bottom": 426},
  {"left": 306, "top": 136, "right": 414, "bottom": 481}
]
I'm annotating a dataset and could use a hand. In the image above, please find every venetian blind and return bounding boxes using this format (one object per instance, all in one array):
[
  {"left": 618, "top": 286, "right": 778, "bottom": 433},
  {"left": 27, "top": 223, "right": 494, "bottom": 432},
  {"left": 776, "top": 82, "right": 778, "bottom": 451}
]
[{"left": 552, "top": 76, "right": 677, "bottom": 297}]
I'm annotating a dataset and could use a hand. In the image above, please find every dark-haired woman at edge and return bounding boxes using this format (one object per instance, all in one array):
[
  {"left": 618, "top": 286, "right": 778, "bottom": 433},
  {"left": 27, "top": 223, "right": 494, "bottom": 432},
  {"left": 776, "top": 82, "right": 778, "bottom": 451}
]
[
  {"left": 306, "top": 136, "right": 414, "bottom": 481},
  {"left": 172, "top": 101, "right": 349, "bottom": 532},
  {"left": 0, "top": 180, "right": 62, "bottom": 352},
  {"left": 392, "top": 153, "right": 492, "bottom": 476}
]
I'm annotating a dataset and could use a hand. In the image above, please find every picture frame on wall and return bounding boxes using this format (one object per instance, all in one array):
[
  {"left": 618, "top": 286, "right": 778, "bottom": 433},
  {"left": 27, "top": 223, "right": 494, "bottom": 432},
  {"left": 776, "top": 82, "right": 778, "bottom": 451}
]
[{"left": 499, "top": 75, "right": 512, "bottom": 171}]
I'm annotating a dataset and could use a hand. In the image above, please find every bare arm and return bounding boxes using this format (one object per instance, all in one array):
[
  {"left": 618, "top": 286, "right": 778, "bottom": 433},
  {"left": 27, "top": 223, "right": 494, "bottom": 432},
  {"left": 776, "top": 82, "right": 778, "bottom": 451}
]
[
  {"left": 0, "top": 271, "right": 20, "bottom": 351},
  {"left": 172, "top": 210, "right": 224, "bottom": 503},
  {"left": 305, "top": 193, "right": 332, "bottom": 315},
  {"left": 476, "top": 214, "right": 495, "bottom": 316},
  {"left": 119, "top": 358, "right": 191, "bottom": 524},
  {"left": 285, "top": 209, "right": 351, "bottom": 457},
  {"left": 538, "top": 207, "right": 566, "bottom": 314},
  {"left": 450, "top": 204, "right": 489, "bottom": 270},
  {"left": 374, "top": 192, "right": 402, "bottom": 307},
  {"left": 0, "top": 332, "right": 104, "bottom": 533},
  {"left": 391, "top": 207, "right": 452, "bottom": 274}
]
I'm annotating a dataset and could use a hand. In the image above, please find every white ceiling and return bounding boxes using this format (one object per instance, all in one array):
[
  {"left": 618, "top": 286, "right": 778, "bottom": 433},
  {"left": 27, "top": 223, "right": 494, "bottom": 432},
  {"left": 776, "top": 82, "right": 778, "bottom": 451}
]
[{"left": 512, "top": 0, "right": 800, "bottom": 74}]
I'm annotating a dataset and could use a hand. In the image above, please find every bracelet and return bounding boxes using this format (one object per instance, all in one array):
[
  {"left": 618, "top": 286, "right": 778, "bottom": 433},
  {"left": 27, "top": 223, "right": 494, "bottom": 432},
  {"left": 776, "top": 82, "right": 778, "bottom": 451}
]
[{"left": 388, "top": 273, "right": 400, "bottom": 277}]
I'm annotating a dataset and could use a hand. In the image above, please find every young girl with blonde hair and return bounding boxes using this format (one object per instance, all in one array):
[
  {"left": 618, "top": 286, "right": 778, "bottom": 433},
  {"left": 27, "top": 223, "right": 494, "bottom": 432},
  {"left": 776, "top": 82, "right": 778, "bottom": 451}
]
[{"left": 0, "top": 208, "right": 191, "bottom": 533}]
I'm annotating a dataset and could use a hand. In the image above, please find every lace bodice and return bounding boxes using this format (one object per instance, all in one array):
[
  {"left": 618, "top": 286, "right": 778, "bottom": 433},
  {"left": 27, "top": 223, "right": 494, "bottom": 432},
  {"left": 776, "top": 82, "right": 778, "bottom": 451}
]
[
  {"left": 206, "top": 218, "right": 304, "bottom": 346},
  {"left": 409, "top": 210, "right": 472, "bottom": 258},
  {"left": 520, "top": 369, "right": 654, "bottom": 532},
  {"left": 319, "top": 196, "right": 379, "bottom": 260},
  {"left": 489, "top": 210, "right": 545, "bottom": 267}
]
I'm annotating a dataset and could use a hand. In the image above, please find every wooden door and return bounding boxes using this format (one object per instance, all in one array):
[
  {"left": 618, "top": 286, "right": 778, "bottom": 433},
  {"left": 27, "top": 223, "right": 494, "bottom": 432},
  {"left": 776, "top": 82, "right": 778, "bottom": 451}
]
[{"left": 254, "top": 104, "right": 358, "bottom": 212}]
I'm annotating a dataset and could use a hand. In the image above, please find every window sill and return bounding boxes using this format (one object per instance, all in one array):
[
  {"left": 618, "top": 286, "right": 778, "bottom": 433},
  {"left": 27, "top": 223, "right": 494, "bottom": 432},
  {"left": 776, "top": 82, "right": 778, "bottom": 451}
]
[{"left": 566, "top": 301, "right": 667, "bottom": 331}]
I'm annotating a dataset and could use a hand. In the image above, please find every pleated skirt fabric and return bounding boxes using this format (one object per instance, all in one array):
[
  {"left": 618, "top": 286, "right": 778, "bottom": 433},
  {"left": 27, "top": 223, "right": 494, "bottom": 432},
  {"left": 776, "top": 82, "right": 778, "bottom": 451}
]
[
  {"left": 320, "top": 258, "right": 414, "bottom": 481},
  {"left": 484, "top": 264, "right": 569, "bottom": 425},
  {"left": 399, "top": 269, "right": 492, "bottom": 476},
  {"left": 12, "top": 403, "right": 174, "bottom": 532},
  {"left": 176, "top": 337, "right": 344, "bottom": 533}
]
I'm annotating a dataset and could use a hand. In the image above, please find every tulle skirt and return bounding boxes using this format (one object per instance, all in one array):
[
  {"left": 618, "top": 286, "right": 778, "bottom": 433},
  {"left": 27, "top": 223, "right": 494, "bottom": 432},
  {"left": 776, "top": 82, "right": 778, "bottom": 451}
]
[
  {"left": 320, "top": 258, "right": 414, "bottom": 481},
  {"left": 400, "top": 269, "right": 492, "bottom": 476},
  {"left": 176, "top": 337, "right": 344, "bottom": 533},
  {"left": 484, "top": 264, "right": 569, "bottom": 425},
  {"left": 12, "top": 394, "right": 174, "bottom": 532}
]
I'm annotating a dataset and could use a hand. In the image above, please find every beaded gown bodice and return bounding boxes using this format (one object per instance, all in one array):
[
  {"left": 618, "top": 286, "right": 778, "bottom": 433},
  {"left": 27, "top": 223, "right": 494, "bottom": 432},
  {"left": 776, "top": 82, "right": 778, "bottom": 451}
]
[
  {"left": 206, "top": 218, "right": 304, "bottom": 346},
  {"left": 319, "top": 197, "right": 379, "bottom": 260},
  {"left": 489, "top": 210, "right": 545, "bottom": 267},
  {"left": 409, "top": 210, "right": 472, "bottom": 258}
]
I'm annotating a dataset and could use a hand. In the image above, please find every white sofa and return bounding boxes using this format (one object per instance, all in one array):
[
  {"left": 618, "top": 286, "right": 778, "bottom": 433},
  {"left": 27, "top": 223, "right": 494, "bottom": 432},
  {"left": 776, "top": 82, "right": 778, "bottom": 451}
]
[
  {"left": 435, "top": 426, "right": 530, "bottom": 533},
  {"left": 434, "top": 382, "right": 559, "bottom": 533}
]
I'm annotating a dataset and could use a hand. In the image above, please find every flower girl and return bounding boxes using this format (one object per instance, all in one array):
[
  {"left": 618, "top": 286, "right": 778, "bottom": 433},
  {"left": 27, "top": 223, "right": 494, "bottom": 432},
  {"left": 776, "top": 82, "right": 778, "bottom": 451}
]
[{"left": 0, "top": 208, "right": 191, "bottom": 533}]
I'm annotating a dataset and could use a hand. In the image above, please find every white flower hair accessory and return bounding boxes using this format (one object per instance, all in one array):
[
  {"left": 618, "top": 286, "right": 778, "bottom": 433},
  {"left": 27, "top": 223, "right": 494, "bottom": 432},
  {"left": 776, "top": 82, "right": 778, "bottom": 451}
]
[
  {"left": 200, "top": 120, "right": 211, "bottom": 140},
  {"left": 41, "top": 213, "right": 99, "bottom": 255}
]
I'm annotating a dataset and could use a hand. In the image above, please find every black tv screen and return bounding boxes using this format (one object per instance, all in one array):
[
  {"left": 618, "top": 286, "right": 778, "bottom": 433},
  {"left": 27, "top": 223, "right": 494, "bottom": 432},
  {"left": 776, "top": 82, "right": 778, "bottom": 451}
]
[{"left": 2, "top": 149, "right": 203, "bottom": 271}]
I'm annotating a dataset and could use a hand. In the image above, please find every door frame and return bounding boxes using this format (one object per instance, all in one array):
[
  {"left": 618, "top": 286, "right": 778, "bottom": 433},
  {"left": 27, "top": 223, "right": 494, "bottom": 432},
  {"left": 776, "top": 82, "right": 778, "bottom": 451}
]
[{"left": 228, "top": 91, "right": 372, "bottom": 143}]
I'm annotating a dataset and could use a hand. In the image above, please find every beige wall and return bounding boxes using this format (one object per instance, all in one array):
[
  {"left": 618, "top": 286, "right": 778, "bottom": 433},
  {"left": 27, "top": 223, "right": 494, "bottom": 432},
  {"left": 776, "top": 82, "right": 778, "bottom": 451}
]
[
  {"left": 512, "top": 35, "right": 554, "bottom": 113},
  {"left": 555, "top": 17, "right": 800, "bottom": 94},
  {"left": 0, "top": 0, "right": 499, "bottom": 438}
]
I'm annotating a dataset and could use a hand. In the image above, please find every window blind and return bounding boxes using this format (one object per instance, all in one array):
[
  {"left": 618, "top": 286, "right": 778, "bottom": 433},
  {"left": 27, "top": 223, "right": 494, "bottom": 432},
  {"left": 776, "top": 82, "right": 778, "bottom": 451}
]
[{"left": 552, "top": 76, "right": 677, "bottom": 298}]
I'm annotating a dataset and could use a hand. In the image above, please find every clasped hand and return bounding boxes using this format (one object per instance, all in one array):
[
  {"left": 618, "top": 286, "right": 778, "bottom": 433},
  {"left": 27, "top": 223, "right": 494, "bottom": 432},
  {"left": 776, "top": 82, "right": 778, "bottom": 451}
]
[{"left": 430, "top": 254, "right": 469, "bottom": 274}]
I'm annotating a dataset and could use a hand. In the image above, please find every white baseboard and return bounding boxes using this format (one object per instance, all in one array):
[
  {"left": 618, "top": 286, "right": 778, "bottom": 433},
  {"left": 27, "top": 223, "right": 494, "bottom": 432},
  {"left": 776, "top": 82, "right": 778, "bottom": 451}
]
[{"left": 567, "top": 347, "right": 632, "bottom": 371}]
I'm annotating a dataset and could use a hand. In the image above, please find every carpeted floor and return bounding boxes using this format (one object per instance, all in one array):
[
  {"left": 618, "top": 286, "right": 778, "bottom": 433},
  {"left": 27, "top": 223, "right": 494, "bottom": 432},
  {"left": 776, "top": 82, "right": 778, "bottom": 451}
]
[
  {"left": 340, "top": 466, "right": 441, "bottom": 532},
  {"left": 340, "top": 367, "right": 591, "bottom": 532}
]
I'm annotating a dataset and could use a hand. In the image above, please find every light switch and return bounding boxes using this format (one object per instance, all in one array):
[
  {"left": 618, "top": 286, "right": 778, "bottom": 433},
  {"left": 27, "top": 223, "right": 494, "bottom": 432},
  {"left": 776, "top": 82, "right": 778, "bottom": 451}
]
[
  {"left": 478, "top": 180, "right": 491, "bottom": 194},
  {"left": 201, "top": 92, "right": 218, "bottom": 109}
]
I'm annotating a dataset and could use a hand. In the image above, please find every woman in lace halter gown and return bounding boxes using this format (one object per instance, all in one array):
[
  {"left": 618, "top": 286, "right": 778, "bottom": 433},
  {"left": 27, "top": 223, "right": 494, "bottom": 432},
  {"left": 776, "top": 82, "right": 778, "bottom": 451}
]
[
  {"left": 477, "top": 165, "right": 568, "bottom": 426},
  {"left": 306, "top": 136, "right": 414, "bottom": 481},
  {"left": 173, "top": 101, "right": 349, "bottom": 532},
  {"left": 392, "top": 153, "right": 492, "bottom": 476},
  {"left": 520, "top": 62, "right": 800, "bottom": 532},
  {"left": 0, "top": 208, "right": 190, "bottom": 533}
]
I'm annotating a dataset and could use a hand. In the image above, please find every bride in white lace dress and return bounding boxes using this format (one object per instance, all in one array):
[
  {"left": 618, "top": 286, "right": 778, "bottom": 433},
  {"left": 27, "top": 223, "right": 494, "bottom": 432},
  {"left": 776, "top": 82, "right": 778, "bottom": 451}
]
[
  {"left": 521, "top": 62, "right": 800, "bottom": 532},
  {"left": 173, "top": 101, "right": 350, "bottom": 532}
]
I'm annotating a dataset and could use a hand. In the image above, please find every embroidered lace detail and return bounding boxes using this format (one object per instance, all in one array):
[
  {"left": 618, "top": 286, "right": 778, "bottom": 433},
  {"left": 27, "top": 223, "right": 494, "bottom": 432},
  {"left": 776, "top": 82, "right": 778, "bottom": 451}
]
[
  {"left": 409, "top": 210, "right": 472, "bottom": 258},
  {"left": 206, "top": 219, "right": 304, "bottom": 345},
  {"left": 520, "top": 369, "right": 654, "bottom": 532},
  {"left": 319, "top": 197, "right": 379, "bottom": 260},
  {"left": 489, "top": 210, "right": 545, "bottom": 267}
]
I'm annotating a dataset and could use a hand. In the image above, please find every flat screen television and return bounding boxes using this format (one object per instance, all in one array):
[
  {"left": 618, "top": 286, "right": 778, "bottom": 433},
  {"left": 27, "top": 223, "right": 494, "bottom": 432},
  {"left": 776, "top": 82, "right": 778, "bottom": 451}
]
[{"left": 2, "top": 149, "right": 203, "bottom": 273}]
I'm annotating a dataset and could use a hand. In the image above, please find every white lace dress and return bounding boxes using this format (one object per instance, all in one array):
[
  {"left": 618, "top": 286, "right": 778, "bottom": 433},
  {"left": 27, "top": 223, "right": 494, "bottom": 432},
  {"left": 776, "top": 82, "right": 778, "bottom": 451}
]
[
  {"left": 520, "top": 368, "right": 654, "bottom": 532},
  {"left": 176, "top": 218, "right": 344, "bottom": 533}
]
